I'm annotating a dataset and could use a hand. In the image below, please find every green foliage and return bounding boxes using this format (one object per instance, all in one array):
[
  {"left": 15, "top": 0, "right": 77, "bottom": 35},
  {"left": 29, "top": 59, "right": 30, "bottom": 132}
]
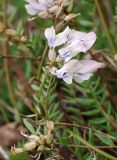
[
  {"left": 23, "top": 118, "right": 35, "bottom": 134},
  {"left": 95, "top": 133, "right": 114, "bottom": 146}
]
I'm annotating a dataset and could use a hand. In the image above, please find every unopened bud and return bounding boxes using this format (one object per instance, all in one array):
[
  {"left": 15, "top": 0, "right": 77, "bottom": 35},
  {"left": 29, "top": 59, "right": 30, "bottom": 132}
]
[
  {"left": 48, "top": 5, "right": 59, "bottom": 14},
  {"left": 63, "top": 0, "right": 74, "bottom": 12},
  {"left": 30, "top": 135, "right": 40, "bottom": 141},
  {"left": 56, "top": 56, "right": 62, "bottom": 63},
  {"left": 38, "top": 11, "right": 52, "bottom": 19},
  {"left": 64, "top": 13, "right": 80, "bottom": 21},
  {"left": 46, "top": 134, "right": 53, "bottom": 145},
  {"left": 48, "top": 49, "right": 56, "bottom": 62},
  {"left": 23, "top": 142, "right": 37, "bottom": 151},
  {"left": 38, "top": 135, "right": 46, "bottom": 145},
  {"left": 37, "top": 145, "right": 45, "bottom": 152}
]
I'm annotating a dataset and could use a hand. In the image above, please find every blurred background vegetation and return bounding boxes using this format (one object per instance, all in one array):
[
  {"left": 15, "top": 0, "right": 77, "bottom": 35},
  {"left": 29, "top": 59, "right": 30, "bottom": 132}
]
[{"left": 0, "top": 0, "right": 117, "bottom": 160}]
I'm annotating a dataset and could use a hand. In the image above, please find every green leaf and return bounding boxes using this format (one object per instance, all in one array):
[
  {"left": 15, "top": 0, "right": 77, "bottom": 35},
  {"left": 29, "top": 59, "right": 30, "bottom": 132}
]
[
  {"left": 66, "top": 107, "right": 80, "bottom": 115},
  {"left": 88, "top": 129, "right": 94, "bottom": 144},
  {"left": 63, "top": 98, "right": 95, "bottom": 106},
  {"left": 92, "top": 77, "right": 100, "bottom": 92},
  {"left": 95, "top": 133, "right": 114, "bottom": 146},
  {"left": 79, "top": 20, "right": 93, "bottom": 27},
  {"left": 23, "top": 119, "right": 35, "bottom": 134},
  {"left": 48, "top": 103, "right": 59, "bottom": 114},
  {"left": 82, "top": 109, "right": 99, "bottom": 116},
  {"left": 48, "top": 93, "right": 57, "bottom": 104},
  {"left": 89, "top": 117, "right": 107, "bottom": 125}
]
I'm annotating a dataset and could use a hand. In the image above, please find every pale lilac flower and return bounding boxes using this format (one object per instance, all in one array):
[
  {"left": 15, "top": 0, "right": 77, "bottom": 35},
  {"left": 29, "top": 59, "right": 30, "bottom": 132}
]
[
  {"left": 45, "top": 26, "right": 70, "bottom": 48},
  {"left": 59, "top": 31, "right": 97, "bottom": 62},
  {"left": 56, "top": 60, "right": 104, "bottom": 84},
  {"left": 25, "top": 0, "right": 54, "bottom": 15}
]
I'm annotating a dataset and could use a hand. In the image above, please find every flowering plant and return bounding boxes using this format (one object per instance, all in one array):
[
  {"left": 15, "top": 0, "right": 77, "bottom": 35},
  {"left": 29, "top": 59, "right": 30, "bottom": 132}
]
[
  {"left": 44, "top": 26, "right": 104, "bottom": 84},
  {"left": 2, "top": 1, "right": 117, "bottom": 160}
]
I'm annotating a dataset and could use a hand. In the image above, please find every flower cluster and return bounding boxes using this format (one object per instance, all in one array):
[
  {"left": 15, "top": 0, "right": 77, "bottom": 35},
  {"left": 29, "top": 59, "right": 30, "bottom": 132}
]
[
  {"left": 25, "top": 0, "right": 62, "bottom": 18},
  {"left": 25, "top": 1, "right": 104, "bottom": 84},
  {"left": 12, "top": 121, "right": 54, "bottom": 156},
  {"left": 45, "top": 26, "right": 104, "bottom": 84}
]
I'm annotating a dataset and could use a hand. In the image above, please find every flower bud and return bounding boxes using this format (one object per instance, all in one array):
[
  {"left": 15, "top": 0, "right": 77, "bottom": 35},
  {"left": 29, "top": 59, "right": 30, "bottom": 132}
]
[
  {"left": 56, "top": 56, "right": 62, "bottom": 63},
  {"left": 37, "top": 145, "right": 45, "bottom": 152},
  {"left": 30, "top": 135, "right": 40, "bottom": 142},
  {"left": 63, "top": 0, "right": 74, "bottom": 12},
  {"left": 48, "top": 5, "right": 59, "bottom": 14},
  {"left": 38, "top": 135, "right": 46, "bottom": 145},
  {"left": 48, "top": 49, "right": 56, "bottom": 62},
  {"left": 46, "top": 134, "right": 53, "bottom": 145},
  {"left": 23, "top": 142, "right": 37, "bottom": 151},
  {"left": 64, "top": 13, "right": 80, "bottom": 21},
  {"left": 38, "top": 11, "right": 52, "bottom": 19}
]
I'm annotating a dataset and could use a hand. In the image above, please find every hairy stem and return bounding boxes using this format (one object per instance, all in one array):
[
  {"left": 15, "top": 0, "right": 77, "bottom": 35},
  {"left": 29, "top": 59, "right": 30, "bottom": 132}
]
[{"left": 37, "top": 45, "right": 48, "bottom": 79}]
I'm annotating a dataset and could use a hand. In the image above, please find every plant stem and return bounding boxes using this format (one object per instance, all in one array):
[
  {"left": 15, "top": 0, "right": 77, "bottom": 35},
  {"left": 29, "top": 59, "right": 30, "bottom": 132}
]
[
  {"left": 0, "top": 55, "right": 42, "bottom": 61},
  {"left": 2, "top": 0, "right": 17, "bottom": 108},
  {"left": 37, "top": 45, "right": 48, "bottom": 79},
  {"left": 26, "top": 119, "right": 117, "bottom": 142},
  {"left": 94, "top": 0, "right": 117, "bottom": 55},
  {"left": 70, "top": 131, "right": 117, "bottom": 160},
  {"left": 55, "top": 122, "right": 117, "bottom": 142},
  {"left": 56, "top": 143, "right": 117, "bottom": 149}
]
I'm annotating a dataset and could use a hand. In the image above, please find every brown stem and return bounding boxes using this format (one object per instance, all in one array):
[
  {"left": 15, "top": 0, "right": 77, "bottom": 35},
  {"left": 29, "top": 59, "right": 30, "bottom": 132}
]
[
  {"left": 0, "top": 55, "right": 42, "bottom": 61},
  {"left": 54, "top": 122, "right": 117, "bottom": 142}
]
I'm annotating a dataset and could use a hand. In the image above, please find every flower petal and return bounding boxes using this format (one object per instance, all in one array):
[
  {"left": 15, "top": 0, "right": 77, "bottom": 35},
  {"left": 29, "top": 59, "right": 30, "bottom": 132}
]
[
  {"left": 77, "top": 60, "right": 104, "bottom": 74},
  {"left": 63, "top": 75, "right": 73, "bottom": 84},
  {"left": 68, "top": 30, "right": 86, "bottom": 45},
  {"left": 84, "top": 32, "right": 97, "bottom": 50},
  {"left": 74, "top": 72, "right": 93, "bottom": 83},
  {"left": 60, "top": 59, "right": 79, "bottom": 72},
  {"left": 58, "top": 47, "right": 72, "bottom": 62},
  {"left": 45, "top": 26, "right": 56, "bottom": 48},
  {"left": 54, "top": 26, "right": 70, "bottom": 47},
  {"left": 25, "top": 4, "right": 39, "bottom": 15}
]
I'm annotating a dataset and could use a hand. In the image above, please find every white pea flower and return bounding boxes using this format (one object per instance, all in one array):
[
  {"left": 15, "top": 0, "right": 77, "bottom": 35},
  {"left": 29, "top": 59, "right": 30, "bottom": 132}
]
[
  {"left": 56, "top": 59, "right": 104, "bottom": 84},
  {"left": 59, "top": 31, "right": 97, "bottom": 62},
  {"left": 25, "top": 0, "right": 54, "bottom": 16},
  {"left": 45, "top": 26, "right": 70, "bottom": 48}
]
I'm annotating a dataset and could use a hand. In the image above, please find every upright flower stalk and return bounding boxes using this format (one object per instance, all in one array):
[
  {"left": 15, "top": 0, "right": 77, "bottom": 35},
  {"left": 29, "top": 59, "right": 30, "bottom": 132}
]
[
  {"left": 12, "top": 0, "right": 108, "bottom": 159},
  {"left": 24, "top": 0, "right": 104, "bottom": 84}
]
